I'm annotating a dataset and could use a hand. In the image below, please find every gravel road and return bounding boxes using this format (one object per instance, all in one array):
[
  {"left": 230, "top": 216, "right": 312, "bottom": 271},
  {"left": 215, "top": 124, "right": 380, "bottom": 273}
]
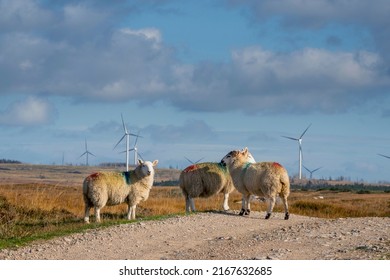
[{"left": 0, "top": 211, "right": 389, "bottom": 260}]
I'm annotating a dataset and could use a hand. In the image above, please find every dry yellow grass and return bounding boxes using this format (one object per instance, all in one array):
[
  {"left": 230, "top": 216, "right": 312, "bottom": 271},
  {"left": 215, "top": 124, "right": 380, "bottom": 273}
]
[
  {"left": 1, "top": 183, "right": 389, "bottom": 220},
  {"left": 1, "top": 163, "right": 389, "bottom": 249}
]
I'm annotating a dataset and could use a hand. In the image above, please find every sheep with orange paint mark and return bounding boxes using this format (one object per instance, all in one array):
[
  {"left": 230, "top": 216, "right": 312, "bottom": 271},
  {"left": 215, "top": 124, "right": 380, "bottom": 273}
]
[
  {"left": 221, "top": 148, "right": 290, "bottom": 220},
  {"left": 179, "top": 152, "right": 255, "bottom": 213},
  {"left": 83, "top": 159, "right": 158, "bottom": 223}
]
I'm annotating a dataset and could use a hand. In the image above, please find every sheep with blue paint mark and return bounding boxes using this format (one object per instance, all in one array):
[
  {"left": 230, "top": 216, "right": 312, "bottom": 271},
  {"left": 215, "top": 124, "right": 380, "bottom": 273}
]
[
  {"left": 221, "top": 148, "right": 290, "bottom": 220},
  {"left": 83, "top": 159, "right": 158, "bottom": 223}
]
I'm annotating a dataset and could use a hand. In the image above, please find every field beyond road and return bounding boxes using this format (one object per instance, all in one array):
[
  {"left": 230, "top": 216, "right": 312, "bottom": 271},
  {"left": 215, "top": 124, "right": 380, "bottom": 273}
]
[{"left": 0, "top": 163, "right": 389, "bottom": 260}]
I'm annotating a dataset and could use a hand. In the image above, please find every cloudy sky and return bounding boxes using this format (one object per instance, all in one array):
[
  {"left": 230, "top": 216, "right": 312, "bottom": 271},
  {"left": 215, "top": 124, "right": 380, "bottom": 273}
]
[{"left": 1, "top": 0, "right": 390, "bottom": 182}]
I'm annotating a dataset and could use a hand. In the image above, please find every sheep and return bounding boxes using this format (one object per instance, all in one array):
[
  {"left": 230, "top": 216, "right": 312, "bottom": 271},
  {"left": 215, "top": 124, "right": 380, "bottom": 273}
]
[
  {"left": 179, "top": 152, "right": 255, "bottom": 213},
  {"left": 221, "top": 147, "right": 290, "bottom": 220},
  {"left": 83, "top": 159, "right": 158, "bottom": 223}
]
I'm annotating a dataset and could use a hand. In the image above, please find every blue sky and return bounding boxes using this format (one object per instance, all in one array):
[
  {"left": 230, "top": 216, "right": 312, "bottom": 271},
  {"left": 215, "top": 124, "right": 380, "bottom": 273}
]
[{"left": 1, "top": 0, "right": 390, "bottom": 182}]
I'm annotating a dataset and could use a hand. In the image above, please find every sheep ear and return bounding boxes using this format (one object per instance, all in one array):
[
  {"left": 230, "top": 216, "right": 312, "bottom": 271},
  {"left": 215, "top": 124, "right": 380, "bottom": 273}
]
[
  {"left": 138, "top": 159, "right": 143, "bottom": 165},
  {"left": 152, "top": 160, "right": 158, "bottom": 167},
  {"left": 242, "top": 147, "right": 248, "bottom": 155}
]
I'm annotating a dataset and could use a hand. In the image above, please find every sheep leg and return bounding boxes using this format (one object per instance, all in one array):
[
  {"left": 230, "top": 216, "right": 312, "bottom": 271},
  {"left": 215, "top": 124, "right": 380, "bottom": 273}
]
[
  {"left": 239, "top": 194, "right": 251, "bottom": 216},
  {"left": 239, "top": 197, "right": 246, "bottom": 216},
  {"left": 222, "top": 193, "right": 230, "bottom": 211},
  {"left": 185, "top": 197, "right": 190, "bottom": 213},
  {"left": 265, "top": 196, "right": 276, "bottom": 219},
  {"left": 128, "top": 205, "right": 136, "bottom": 220},
  {"left": 185, "top": 196, "right": 195, "bottom": 213},
  {"left": 84, "top": 205, "right": 90, "bottom": 224},
  {"left": 246, "top": 196, "right": 251, "bottom": 215},
  {"left": 95, "top": 207, "right": 101, "bottom": 223},
  {"left": 190, "top": 197, "right": 196, "bottom": 212},
  {"left": 281, "top": 195, "right": 289, "bottom": 220},
  {"left": 127, "top": 204, "right": 132, "bottom": 220}
]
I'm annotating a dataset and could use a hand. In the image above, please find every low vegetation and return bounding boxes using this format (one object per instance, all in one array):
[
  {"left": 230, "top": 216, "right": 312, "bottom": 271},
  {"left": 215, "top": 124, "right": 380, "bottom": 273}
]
[{"left": 0, "top": 163, "right": 389, "bottom": 250}]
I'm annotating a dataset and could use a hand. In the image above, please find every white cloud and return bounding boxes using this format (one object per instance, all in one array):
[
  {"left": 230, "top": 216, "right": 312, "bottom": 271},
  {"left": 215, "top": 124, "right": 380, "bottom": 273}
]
[
  {"left": 0, "top": 0, "right": 389, "bottom": 116},
  {"left": 0, "top": 96, "right": 57, "bottom": 126},
  {"left": 169, "top": 46, "right": 389, "bottom": 113},
  {"left": 121, "top": 28, "right": 162, "bottom": 44}
]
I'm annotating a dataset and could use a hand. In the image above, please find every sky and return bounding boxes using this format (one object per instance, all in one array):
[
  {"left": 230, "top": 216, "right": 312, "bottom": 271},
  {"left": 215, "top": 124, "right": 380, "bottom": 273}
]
[{"left": 0, "top": 0, "right": 390, "bottom": 182}]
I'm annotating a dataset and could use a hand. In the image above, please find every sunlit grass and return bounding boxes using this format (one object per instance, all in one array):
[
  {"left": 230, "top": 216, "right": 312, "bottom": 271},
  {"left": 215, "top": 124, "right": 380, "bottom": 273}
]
[{"left": 0, "top": 183, "right": 389, "bottom": 250}]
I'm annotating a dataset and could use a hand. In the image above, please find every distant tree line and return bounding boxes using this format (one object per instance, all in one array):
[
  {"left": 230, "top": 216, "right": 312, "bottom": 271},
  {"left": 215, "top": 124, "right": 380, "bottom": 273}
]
[
  {"left": 0, "top": 159, "right": 22, "bottom": 164},
  {"left": 291, "top": 181, "right": 390, "bottom": 192}
]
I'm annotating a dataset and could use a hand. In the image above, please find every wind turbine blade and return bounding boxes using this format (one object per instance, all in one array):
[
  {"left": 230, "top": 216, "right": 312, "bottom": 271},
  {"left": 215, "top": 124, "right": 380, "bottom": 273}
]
[
  {"left": 79, "top": 151, "right": 87, "bottom": 158},
  {"left": 378, "top": 153, "right": 390, "bottom": 159},
  {"left": 303, "top": 165, "right": 311, "bottom": 172},
  {"left": 300, "top": 123, "right": 312, "bottom": 138},
  {"left": 281, "top": 136, "right": 299, "bottom": 141},
  {"left": 134, "top": 134, "right": 139, "bottom": 147},
  {"left": 312, "top": 167, "right": 322, "bottom": 172},
  {"left": 120, "top": 148, "right": 135, "bottom": 154},
  {"left": 184, "top": 157, "right": 194, "bottom": 164},
  {"left": 194, "top": 157, "right": 204, "bottom": 164},
  {"left": 129, "top": 132, "right": 139, "bottom": 137},
  {"left": 137, "top": 152, "right": 144, "bottom": 161},
  {"left": 113, "top": 134, "right": 126, "bottom": 149},
  {"left": 88, "top": 151, "right": 96, "bottom": 157},
  {"left": 121, "top": 113, "right": 128, "bottom": 134}
]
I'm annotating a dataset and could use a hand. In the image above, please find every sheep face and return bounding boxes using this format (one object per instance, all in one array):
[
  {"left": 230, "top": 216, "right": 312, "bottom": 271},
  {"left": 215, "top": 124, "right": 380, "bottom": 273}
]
[
  {"left": 137, "top": 159, "right": 158, "bottom": 177},
  {"left": 221, "top": 147, "right": 250, "bottom": 167}
]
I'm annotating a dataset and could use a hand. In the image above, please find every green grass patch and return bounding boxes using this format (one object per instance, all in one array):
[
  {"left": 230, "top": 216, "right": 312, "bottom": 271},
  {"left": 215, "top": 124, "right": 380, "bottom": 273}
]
[{"left": 0, "top": 195, "right": 185, "bottom": 250}]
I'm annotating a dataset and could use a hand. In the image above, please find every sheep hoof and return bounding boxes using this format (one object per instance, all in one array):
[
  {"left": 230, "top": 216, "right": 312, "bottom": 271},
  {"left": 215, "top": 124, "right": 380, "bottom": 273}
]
[
  {"left": 239, "top": 209, "right": 246, "bottom": 216},
  {"left": 244, "top": 209, "right": 250, "bottom": 216},
  {"left": 284, "top": 212, "right": 290, "bottom": 220},
  {"left": 265, "top": 213, "right": 271, "bottom": 219}
]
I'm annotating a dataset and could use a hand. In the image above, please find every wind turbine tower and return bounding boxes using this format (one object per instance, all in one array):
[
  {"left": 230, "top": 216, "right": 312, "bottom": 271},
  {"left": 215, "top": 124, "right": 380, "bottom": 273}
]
[
  {"left": 130, "top": 132, "right": 142, "bottom": 165},
  {"left": 114, "top": 114, "right": 137, "bottom": 171},
  {"left": 79, "top": 138, "right": 95, "bottom": 166},
  {"left": 282, "top": 124, "right": 312, "bottom": 179}
]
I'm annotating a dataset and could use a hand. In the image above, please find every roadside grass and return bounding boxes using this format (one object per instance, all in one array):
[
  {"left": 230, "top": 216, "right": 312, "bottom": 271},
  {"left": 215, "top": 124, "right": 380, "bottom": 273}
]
[{"left": 1, "top": 183, "right": 389, "bottom": 250}]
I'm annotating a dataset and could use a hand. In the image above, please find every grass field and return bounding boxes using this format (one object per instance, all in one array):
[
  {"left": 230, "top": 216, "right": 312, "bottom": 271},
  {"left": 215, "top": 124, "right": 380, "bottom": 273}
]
[{"left": 0, "top": 163, "right": 389, "bottom": 249}]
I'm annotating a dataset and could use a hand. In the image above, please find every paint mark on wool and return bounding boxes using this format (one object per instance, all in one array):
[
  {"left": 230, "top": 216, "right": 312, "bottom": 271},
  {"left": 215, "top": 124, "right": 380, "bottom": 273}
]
[
  {"left": 89, "top": 172, "right": 100, "bottom": 179},
  {"left": 242, "top": 162, "right": 252, "bottom": 173},
  {"left": 184, "top": 165, "right": 198, "bottom": 173},
  {"left": 122, "top": 172, "right": 131, "bottom": 184},
  {"left": 273, "top": 162, "right": 283, "bottom": 168},
  {"left": 217, "top": 162, "right": 228, "bottom": 172}
]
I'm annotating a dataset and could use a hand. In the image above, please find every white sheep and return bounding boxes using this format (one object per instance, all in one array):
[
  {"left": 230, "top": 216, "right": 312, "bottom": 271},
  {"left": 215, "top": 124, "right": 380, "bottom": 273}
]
[
  {"left": 83, "top": 159, "right": 158, "bottom": 223},
  {"left": 221, "top": 148, "right": 290, "bottom": 220},
  {"left": 179, "top": 152, "right": 255, "bottom": 213}
]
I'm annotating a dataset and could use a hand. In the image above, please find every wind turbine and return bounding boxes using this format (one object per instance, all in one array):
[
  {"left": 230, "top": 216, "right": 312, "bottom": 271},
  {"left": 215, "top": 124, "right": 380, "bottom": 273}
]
[
  {"left": 114, "top": 114, "right": 137, "bottom": 171},
  {"left": 124, "top": 131, "right": 143, "bottom": 165},
  {"left": 282, "top": 124, "right": 312, "bottom": 179},
  {"left": 303, "top": 165, "right": 322, "bottom": 179},
  {"left": 184, "top": 157, "right": 204, "bottom": 164},
  {"left": 378, "top": 153, "right": 390, "bottom": 159},
  {"left": 79, "top": 138, "right": 95, "bottom": 166}
]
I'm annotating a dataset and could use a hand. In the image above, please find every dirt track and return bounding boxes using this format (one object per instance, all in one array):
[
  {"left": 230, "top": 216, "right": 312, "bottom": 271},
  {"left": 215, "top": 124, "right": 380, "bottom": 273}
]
[{"left": 0, "top": 211, "right": 389, "bottom": 260}]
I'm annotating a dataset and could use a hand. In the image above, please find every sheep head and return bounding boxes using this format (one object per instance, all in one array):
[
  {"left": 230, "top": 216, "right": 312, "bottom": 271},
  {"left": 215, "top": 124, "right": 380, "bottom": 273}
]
[
  {"left": 136, "top": 159, "right": 159, "bottom": 177},
  {"left": 221, "top": 147, "right": 251, "bottom": 167}
]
